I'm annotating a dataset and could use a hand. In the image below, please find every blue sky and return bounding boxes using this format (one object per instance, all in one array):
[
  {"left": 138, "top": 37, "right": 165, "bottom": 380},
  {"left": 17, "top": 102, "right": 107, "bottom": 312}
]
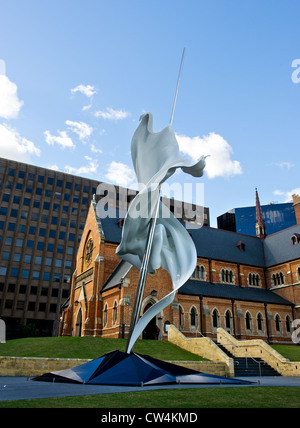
[{"left": 0, "top": 0, "right": 299, "bottom": 227}]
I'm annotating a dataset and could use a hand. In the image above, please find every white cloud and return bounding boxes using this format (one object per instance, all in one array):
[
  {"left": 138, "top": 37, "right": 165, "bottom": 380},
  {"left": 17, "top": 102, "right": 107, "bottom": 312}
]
[
  {"left": 65, "top": 156, "right": 98, "bottom": 176},
  {"left": 48, "top": 164, "right": 59, "bottom": 171},
  {"left": 273, "top": 187, "right": 300, "bottom": 202},
  {"left": 65, "top": 120, "right": 93, "bottom": 142},
  {"left": 44, "top": 130, "right": 75, "bottom": 149},
  {"left": 95, "top": 107, "right": 130, "bottom": 120},
  {"left": 0, "top": 123, "right": 40, "bottom": 162},
  {"left": 91, "top": 144, "right": 102, "bottom": 154},
  {"left": 105, "top": 161, "right": 136, "bottom": 187},
  {"left": 274, "top": 161, "right": 295, "bottom": 170},
  {"left": 176, "top": 132, "right": 242, "bottom": 179},
  {"left": 82, "top": 104, "right": 92, "bottom": 111},
  {"left": 0, "top": 75, "right": 24, "bottom": 119},
  {"left": 71, "top": 84, "right": 96, "bottom": 98}
]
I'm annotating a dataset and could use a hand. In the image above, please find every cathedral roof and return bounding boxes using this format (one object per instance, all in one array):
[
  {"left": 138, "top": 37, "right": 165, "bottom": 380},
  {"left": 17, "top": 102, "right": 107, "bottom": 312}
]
[
  {"left": 179, "top": 279, "right": 293, "bottom": 306},
  {"left": 93, "top": 203, "right": 300, "bottom": 269}
]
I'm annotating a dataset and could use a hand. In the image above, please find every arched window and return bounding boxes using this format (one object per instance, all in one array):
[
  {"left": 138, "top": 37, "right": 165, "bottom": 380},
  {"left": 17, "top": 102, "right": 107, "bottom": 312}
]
[
  {"left": 112, "top": 300, "right": 118, "bottom": 325},
  {"left": 221, "top": 269, "right": 234, "bottom": 284},
  {"left": 257, "top": 313, "right": 263, "bottom": 331},
  {"left": 192, "top": 265, "right": 205, "bottom": 280},
  {"left": 212, "top": 309, "right": 219, "bottom": 329},
  {"left": 179, "top": 306, "right": 184, "bottom": 330},
  {"left": 272, "top": 274, "right": 277, "bottom": 286},
  {"left": 297, "top": 267, "right": 300, "bottom": 281},
  {"left": 275, "top": 314, "right": 281, "bottom": 332},
  {"left": 103, "top": 303, "right": 108, "bottom": 327},
  {"left": 280, "top": 272, "right": 284, "bottom": 285},
  {"left": 200, "top": 266, "right": 205, "bottom": 280},
  {"left": 225, "top": 310, "right": 231, "bottom": 330},
  {"left": 286, "top": 315, "right": 291, "bottom": 333},
  {"left": 190, "top": 307, "right": 196, "bottom": 328},
  {"left": 245, "top": 312, "right": 252, "bottom": 331}
]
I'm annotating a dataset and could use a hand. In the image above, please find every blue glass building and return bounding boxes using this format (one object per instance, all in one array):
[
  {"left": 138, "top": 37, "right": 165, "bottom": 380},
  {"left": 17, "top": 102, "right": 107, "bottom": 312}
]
[{"left": 218, "top": 203, "right": 297, "bottom": 236}]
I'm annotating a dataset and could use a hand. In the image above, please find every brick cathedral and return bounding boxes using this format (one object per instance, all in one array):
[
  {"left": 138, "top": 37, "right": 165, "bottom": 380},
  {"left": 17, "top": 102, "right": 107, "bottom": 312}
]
[{"left": 60, "top": 192, "right": 300, "bottom": 345}]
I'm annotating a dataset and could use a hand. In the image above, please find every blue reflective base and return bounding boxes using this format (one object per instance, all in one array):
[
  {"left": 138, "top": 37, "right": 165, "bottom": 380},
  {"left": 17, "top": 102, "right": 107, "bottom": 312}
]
[{"left": 33, "top": 350, "right": 252, "bottom": 386}]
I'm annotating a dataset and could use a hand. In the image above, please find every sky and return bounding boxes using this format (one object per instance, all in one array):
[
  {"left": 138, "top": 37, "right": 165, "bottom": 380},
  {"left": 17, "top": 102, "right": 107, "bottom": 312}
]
[{"left": 0, "top": 0, "right": 299, "bottom": 227}]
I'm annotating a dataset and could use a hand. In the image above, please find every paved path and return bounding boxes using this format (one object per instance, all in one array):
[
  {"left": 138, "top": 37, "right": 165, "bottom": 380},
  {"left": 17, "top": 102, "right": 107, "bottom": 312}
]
[{"left": 0, "top": 376, "right": 300, "bottom": 402}]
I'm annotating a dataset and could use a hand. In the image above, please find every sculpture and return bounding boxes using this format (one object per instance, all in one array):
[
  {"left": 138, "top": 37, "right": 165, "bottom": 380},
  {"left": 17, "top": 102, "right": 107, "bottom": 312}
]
[{"left": 116, "top": 112, "right": 206, "bottom": 353}]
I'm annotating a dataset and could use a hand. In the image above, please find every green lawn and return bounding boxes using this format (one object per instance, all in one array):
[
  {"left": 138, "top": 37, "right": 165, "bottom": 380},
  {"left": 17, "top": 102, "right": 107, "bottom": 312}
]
[
  {"left": 0, "top": 336, "right": 205, "bottom": 361},
  {"left": 1, "top": 387, "right": 300, "bottom": 408},
  {"left": 271, "top": 345, "right": 300, "bottom": 362}
]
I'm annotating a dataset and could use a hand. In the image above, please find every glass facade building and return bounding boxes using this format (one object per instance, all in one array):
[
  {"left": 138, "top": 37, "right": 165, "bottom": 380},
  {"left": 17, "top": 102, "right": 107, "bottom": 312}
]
[{"left": 218, "top": 203, "right": 297, "bottom": 236}]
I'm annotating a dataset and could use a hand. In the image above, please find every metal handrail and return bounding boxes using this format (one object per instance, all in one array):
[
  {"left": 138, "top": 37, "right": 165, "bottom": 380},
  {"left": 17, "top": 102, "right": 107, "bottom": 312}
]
[{"left": 217, "top": 330, "right": 265, "bottom": 376}]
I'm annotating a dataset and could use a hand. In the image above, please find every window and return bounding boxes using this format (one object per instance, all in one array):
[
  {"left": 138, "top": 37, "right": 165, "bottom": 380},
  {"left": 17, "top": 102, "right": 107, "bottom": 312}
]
[
  {"left": 51, "top": 289, "right": 58, "bottom": 297},
  {"left": 212, "top": 309, "right": 219, "bottom": 329},
  {"left": 27, "top": 302, "right": 36, "bottom": 311},
  {"left": 35, "top": 256, "right": 42, "bottom": 265},
  {"left": 47, "top": 243, "right": 54, "bottom": 252},
  {"left": 16, "top": 239, "right": 23, "bottom": 247},
  {"left": 8, "top": 284, "right": 15, "bottom": 293},
  {"left": 245, "top": 312, "right": 252, "bottom": 331},
  {"left": 53, "top": 273, "right": 60, "bottom": 282},
  {"left": 39, "top": 303, "right": 46, "bottom": 312},
  {"left": 257, "top": 313, "right": 263, "bottom": 331},
  {"left": 13, "top": 196, "right": 20, "bottom": 204},
  {"left": 2, "top": 193, "right": 10, "bottom": 202},
  {"left": 45, "top": 258, "right": 52, "bottom": 266},
  {"left": 43, "top": 272, "right": 50, "bottom": 281},
  {"left": 13, "top": 253, "right": 21, "bottom": 262},
  {"left": 5, "top": 237, "right": 13, "bottom": 246},
  {"left": 0, "top": 207, "right": 8, "bottom": 216},
  {"left": 24, "top": 255, "right": 32, "bottom": 264},
  {"left": 103, "top": 304, "right": 108, "bottom": 327},
  {"left": 10, "top": 268, "right": 19, "bottom": 277},
  {"left": 275, "top": 314, "right": 281, "bottom": 332},
  {"left": 21, "top": 270, "right": 30, "bottom": 279},
  {"left": 272, "top": 272, "right": 285, "bottom": 286},
  {"left": 221, "top": 269, "right": 234, "bottom": 284},
  {"left": 113, "top": 301, "right": 118, "bottom": 324},
  {"left": 38, "top": 175, "right": 44, "bottom": 183},
  {"left": 26, "top": 240, "right": 34, "bottom": 249},
  {"left": 43, "top": 202, "right": 50, "bottom": 210},
  {"left": 225, "top": 310, "right": 231, "bottom": 330},
  {"left": 190, "top": 307, "right": 196, "bottom": 328},
  {"left": 49, "top": 230, "right": 56, "bottom": 238},
  {"left": 29, "top": 226, "right": 36, "bottom": 235},
  {"left": 286, "top": 316, "right": 292, "bottom": 333},
  {"left": 41, "top": 287, "right": 48, "bottom": 296},
  {"left": 55, "top": 259, "right": 63, "bottom": 268},
  {"left": 249, "top": 273, "right": 261, "bottom": 287},
  {"left": 50, "top": 304, "right": 57, "bottom": 313},
  {"left": 39, "top": 228, "right": 46, "bottom": 237},
  {"left": 37, "top": 242, "right": 44, "bottom": 251},
  {"left": 59, "top": 231, "right": 66, "bottom": 240},
  {"left": 47, "top": 177, "right": 54, "bottom": 185},
  {"left": 291, "top": 234, "right": 300, "bottom": 245},
  {"left": 18, "top": 171, "right": 25, "bottom": 179},
  {"left": 192, "top": 265, "right": 206, "bottom": 280},
  {"left": 2, "top": 252, "right": 10, "bottom": 261},
  {"left": 30, "top": 286, "right": 38, "bottom": 295}
]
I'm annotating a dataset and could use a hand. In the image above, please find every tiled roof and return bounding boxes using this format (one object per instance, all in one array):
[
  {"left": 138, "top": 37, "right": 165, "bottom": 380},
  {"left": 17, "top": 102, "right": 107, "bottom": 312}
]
[{"left": 179, "top": 279, "right": 293, "bottom": 306}]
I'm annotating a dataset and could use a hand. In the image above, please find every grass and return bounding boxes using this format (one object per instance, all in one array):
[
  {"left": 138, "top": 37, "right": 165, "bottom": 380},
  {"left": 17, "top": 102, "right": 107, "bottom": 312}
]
[
  {"left": 1, "top": 387, "right": 300, "bottom": 408},
  {"left": 271, "top": 345, "right": 300, "bottom": 362},
  {"left": 1, "top": 338, "right": 300, "bottom": 408},
  {"left": 0, "top": 336, "right": 206, "bottom": 361}
]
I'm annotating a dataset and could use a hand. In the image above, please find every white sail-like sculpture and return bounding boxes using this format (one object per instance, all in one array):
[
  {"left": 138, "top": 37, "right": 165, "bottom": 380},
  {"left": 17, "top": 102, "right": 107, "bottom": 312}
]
[{"left": 116, "top": 112, "right": 206, "bottom": 353}]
